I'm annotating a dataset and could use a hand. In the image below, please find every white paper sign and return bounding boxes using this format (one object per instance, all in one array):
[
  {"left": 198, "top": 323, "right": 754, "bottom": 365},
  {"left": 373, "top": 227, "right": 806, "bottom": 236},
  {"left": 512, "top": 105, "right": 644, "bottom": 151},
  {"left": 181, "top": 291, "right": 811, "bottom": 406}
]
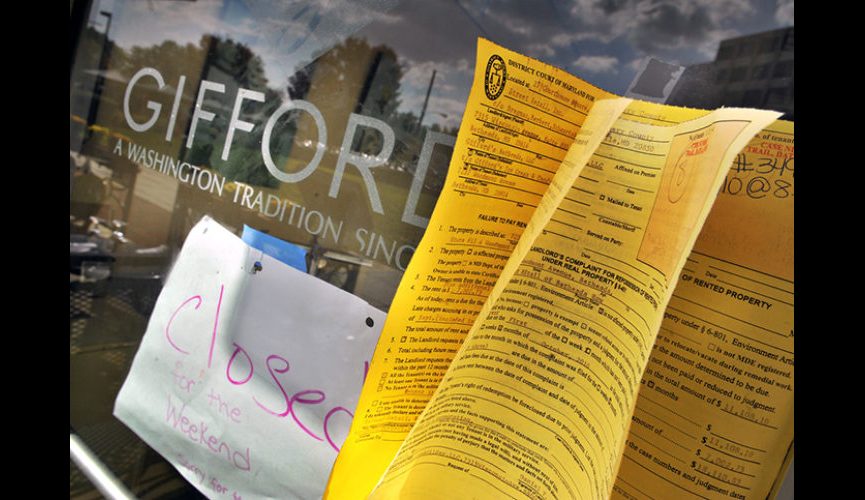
[{"left": 114, "top": 216, "right": 385, "bottom": 499}]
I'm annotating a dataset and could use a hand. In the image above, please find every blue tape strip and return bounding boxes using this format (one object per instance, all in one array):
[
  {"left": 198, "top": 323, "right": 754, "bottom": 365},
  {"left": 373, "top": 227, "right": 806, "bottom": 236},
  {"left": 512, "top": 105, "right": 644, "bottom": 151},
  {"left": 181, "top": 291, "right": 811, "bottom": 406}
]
[{"left": 241, "top": 225, "right": 308, "bottom": 272}]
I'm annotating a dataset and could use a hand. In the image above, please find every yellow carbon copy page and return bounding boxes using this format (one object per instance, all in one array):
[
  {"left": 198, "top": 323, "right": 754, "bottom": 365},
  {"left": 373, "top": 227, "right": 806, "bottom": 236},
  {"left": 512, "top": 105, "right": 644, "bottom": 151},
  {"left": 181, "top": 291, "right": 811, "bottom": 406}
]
[
  {"left": 611, "top": 121, "right": 794, "bottom": 500},
  {"left": 325, "top": 38, "right": 709, "bottom": 498},
  {"left": 366, "top": 105, "right": 781, "bottom": 499},
  {"left": 325, "top": 39, "right": 616, "bottom": 499},
  {"left": 325, "top": 37, "right": 774, "bottom": 498}
]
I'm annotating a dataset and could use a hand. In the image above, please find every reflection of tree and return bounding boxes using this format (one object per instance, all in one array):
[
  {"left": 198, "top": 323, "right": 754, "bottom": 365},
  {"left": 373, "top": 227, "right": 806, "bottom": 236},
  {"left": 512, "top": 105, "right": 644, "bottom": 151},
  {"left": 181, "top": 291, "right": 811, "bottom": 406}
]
[
  {"left": 121, "top": 40, "right": 204, "bottom": 90},
  {"left": 185, "top": 36, "right": 280, "bottom": 188},
  {"left": 99, "top": 32, "right": 457, "bottom": 192},
  {"left": 111, "top": 36, "right": 280, "bottom": 187},
  {"left": 287, "top": 38, "right": 407, "bottom": 156},
  {"left": 286, "top": 37, "right": 462, "bottom": 194},
  {"left": 288, "top": 38, "right": 402, "bottom": 118}
]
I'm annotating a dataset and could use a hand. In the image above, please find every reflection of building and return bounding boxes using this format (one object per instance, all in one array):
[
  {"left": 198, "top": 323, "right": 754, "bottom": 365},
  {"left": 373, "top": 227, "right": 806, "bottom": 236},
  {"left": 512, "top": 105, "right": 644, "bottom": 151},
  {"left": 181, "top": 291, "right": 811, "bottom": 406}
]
[{"left": 668, "top": 27, "right": 793, "bottom": 119}]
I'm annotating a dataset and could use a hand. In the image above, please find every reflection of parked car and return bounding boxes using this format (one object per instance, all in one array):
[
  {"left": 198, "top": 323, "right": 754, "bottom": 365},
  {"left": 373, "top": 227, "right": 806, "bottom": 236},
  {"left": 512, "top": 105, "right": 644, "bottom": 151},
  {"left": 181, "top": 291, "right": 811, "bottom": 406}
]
[{"left": 71, "top": 214, "right": 171, "bottom": 316}]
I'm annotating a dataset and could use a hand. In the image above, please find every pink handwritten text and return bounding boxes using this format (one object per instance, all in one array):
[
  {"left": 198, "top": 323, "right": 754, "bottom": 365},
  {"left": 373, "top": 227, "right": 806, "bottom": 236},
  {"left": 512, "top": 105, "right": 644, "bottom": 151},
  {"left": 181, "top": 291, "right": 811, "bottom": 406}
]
[
  {"left": 171, "top": 361, "right": 198, "bottom": 393},
  {"left": 165, "top": 395, "right": 251, "bottom": 471},
  {"left": 177, "top": 454, "right": 205, "bottom": 484},
  {"left": 207, "top": 388, "right": 242, "bottom": 423},
  {"left": 164, "top": 286, "right": 367, "bottom": 452}
]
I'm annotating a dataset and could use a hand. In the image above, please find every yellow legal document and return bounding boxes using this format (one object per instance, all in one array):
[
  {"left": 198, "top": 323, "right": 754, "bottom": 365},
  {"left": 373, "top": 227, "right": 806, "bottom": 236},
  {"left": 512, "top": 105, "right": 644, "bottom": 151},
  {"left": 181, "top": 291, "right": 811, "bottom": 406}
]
[
  {"left": 326, "top": 39, "right": 613, "bottom": 499},
  {"left": 325, "top": 38, "right": 783, "bottom": 499},
  {"left": 611, "top": 121, "right": 794, "bottom": 500}
]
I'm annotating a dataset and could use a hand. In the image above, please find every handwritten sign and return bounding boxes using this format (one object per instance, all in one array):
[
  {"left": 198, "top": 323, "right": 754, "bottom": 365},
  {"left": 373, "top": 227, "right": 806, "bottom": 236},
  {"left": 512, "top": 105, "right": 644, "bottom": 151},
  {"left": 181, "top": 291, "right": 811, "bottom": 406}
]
[{"left": 114, "top": 216, "right": 384, "bottom": 499}]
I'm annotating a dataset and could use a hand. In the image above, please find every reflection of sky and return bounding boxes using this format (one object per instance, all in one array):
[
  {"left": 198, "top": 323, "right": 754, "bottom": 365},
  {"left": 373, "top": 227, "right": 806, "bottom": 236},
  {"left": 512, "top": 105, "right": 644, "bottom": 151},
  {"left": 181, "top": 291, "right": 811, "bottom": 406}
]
[
  {"left": 94, "top": 0, "right": 792, "bottom": 131},
  {"left": 102, "top": 0, "right": 399, "bottom": 92}
]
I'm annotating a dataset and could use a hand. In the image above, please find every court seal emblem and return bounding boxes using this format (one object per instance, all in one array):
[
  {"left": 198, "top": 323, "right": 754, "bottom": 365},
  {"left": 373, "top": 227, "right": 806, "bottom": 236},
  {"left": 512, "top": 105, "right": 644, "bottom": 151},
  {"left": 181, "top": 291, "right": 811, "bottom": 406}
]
[{"left": 484, "top": 54, "right": 507, "bottom": 100}]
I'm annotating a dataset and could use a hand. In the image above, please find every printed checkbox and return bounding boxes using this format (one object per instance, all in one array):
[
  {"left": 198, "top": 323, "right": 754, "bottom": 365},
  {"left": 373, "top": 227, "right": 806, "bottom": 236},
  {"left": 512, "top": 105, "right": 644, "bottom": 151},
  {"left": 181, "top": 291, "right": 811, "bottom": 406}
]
[
  {"left": 708, "top": 342, "right": 716, "bottom": 352},
  {"left": 401, "top": 336, "right": 407, "bottom": 342},
  {"left": 647, "top": 380, "right": 654, "bottom": 388}
]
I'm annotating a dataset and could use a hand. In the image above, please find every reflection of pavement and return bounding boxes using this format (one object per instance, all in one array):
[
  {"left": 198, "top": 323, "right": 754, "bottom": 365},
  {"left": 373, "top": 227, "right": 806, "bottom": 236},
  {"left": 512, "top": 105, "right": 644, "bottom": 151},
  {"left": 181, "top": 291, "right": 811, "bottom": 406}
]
[{"left": 70, "top": 281, "right": 204, "bottom": 499}]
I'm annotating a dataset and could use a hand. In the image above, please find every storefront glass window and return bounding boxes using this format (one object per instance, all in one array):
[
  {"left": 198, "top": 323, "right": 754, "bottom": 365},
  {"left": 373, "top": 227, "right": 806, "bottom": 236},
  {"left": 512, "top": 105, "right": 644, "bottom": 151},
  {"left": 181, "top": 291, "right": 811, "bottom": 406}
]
[{"left": 69, "top": 1, "right": 794, "bottom": 496}]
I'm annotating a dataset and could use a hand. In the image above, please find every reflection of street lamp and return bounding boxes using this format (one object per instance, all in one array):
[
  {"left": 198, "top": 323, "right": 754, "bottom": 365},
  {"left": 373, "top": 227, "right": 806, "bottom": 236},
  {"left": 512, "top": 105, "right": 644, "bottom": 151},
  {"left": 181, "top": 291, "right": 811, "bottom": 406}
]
[
  {"left": 97, "top": 12, "right": 113, "bottom": 80},
  {"left": 96, "top": 11, "right": 113, "bottom": 91},
  {"left": 416, "top": 69, "right": 436, "bottom": 132},
  {"left": 99, "top": 10, "right": 112, "bottom": 35},
  {"left": 86, "top": 10, "right": 113, "bottom": 138}
]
